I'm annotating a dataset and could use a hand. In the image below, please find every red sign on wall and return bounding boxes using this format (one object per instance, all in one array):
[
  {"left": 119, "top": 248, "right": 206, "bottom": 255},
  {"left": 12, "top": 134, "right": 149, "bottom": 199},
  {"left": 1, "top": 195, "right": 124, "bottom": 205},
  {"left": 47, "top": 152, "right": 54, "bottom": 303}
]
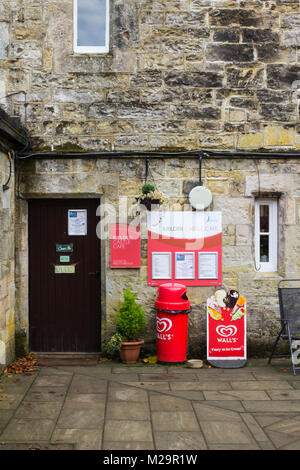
[
  {"left": 110, "top": 223, "right": 141, "bottom": 268},
  {"left": 207, "top": 290, "right": 247, "bottom": 361}
]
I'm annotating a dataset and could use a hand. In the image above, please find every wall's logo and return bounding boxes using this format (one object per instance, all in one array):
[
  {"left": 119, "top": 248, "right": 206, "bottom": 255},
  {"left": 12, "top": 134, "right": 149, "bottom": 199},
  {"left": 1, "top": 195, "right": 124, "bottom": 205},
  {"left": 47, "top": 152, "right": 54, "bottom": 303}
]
[
  {"left": 157, "top": 317, "right": 173, "bottom": 333},
  {"left": 216, "top": 325, "right": 237, "bottom": 337}
]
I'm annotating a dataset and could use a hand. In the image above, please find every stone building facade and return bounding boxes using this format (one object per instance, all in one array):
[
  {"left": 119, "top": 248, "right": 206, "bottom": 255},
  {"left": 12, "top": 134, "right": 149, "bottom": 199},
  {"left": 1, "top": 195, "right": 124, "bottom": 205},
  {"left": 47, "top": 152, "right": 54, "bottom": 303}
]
[{"left": 0, "top": 0, "right": 300, "bottom": 362}]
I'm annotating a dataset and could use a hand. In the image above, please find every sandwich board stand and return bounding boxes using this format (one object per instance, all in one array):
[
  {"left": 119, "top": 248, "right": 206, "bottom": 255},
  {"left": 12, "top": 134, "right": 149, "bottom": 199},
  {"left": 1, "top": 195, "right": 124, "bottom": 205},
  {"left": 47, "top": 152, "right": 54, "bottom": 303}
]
[{"left": 207, "top": 289, "right": 247, "bottom": 368}]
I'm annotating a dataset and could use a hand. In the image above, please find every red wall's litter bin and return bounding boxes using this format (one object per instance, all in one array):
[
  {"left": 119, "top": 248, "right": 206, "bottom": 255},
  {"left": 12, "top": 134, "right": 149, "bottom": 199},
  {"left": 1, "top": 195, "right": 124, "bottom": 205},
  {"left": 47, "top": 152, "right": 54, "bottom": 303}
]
[{"left": 155, "top": 283, "right": 191, "bottom": 364}]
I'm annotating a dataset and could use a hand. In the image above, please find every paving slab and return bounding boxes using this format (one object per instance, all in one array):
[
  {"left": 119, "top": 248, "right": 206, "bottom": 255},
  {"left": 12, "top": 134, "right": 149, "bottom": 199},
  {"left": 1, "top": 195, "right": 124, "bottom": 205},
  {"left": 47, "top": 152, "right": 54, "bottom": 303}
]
[
  {"left": 242, "top": 400, "right": 300, "bottom": 412},
  {"left": 33, "top": 375, "right": 72, "bottom": 387},
  {"left": 203, "top": 390, "right": 270, "bottom": 401},
  {"left": 68, "top": 375, "right": 107, "bottom": 394},
  {"left": 201, "top": 400, "right": 245, "bottom": 412},
  {"left": 267, "top": 389, "right": 300, "bottom": 400},
  {"left": 170, "top": 381, "right": 232, "bottom": 391},
  {"left": 149, "top": 393, "right": 194, "bottom": 411},
  {"left": 15, "top": 402, "right": 62, "bottom": 419},
  {"left": 230, "top": 380, "right": 293, "bottom": 390},
  {"left": 104, "top": 420, "right": 153, "bottom": 442},
  {"left": 193, "top": 402, "right": 242, "bottom": 422},
  {"left": 199, "top": 420, "right": 256, "bottom": 445},
  {"left": 108, "top": 382, "right": 148, "bottom": 402},
  {"left": 154, "top": 431, "right": 207, "bottom": 450},
  {"left": 152, "top": 411, "right": 200, "bottom": 432},
  {"left": 24, "top": 388, "right": 67, "bottom": 403},
  {"left": 1, "top": 417, "right": 55, "bottom": 441},
  {"left": 139, "top": 373, "right": 199, "bottom": 382},
  {"left": 165, "top": 390, "right": 205, "bottom": 401},
  {"left": 106, "top": 401, "right": 150, "bottom": 420},
  {"left": 51, "top": 428, "right": 102, "bottom": 450},
  {"left": 0, "top": 394, "right": 25, "bottom": 409},
  {"left": 57, "top": 408, "right": 105, "bottom": 429},
  {"left": 120, "top": 381, "right": 170, "bottom": 391},
  {"left": 0, "top": 410, "right": 14, "bottom": 432}
]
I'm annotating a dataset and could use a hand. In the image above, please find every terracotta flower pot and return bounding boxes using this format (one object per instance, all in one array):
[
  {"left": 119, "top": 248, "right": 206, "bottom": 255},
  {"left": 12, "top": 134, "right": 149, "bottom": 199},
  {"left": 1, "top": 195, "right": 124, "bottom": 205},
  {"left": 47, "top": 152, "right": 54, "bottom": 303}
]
[{"left": 119, "top": 340, "right": 144, "bottom": 364}]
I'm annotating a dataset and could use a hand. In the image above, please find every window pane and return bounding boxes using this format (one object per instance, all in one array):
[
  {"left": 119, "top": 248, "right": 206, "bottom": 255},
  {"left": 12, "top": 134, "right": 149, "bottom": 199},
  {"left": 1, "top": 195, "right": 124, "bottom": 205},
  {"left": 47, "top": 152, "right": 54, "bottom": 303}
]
[
  {"left": 260, "top": 204, "right": 269, "bottom": 233},
  {"left": 77, "top": 0, "right": 106, "bottom": 47},
  {"left": 260, "top": 235, "right": 269, "bottom": 262}
]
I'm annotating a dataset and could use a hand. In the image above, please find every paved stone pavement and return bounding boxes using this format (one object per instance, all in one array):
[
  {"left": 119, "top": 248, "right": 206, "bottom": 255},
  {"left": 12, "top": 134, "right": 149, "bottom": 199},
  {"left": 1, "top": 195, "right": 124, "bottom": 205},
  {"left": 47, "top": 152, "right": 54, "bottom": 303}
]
[{"left": 1, "top": 359, "right": 300, "bottom": 450}]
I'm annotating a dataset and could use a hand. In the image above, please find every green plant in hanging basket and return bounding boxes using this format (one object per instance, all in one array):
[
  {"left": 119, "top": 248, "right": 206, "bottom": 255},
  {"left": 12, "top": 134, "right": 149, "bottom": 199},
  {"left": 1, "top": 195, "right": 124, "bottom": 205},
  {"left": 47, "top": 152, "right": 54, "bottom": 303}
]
[
  {"left": 137, "top": 183, "right": 168, "bottom": 210},
  {"left": 116, "top": 287, "right": 146, "bottom": 341}
]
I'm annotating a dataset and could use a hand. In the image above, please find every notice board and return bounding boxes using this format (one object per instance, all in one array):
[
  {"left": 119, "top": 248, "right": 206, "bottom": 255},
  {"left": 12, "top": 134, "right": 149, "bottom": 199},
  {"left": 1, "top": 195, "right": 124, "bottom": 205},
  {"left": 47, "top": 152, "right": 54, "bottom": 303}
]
[
  {"left": 147, "top": 212, "right": 222, "bottom": 286},
  {"left": 110, "top": 223, "right": 141, "bottom": 268}
]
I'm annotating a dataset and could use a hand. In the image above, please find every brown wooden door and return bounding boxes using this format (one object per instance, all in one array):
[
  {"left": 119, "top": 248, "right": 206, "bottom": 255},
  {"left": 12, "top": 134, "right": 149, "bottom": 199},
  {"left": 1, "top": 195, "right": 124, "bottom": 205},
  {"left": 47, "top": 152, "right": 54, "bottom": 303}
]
[{"left": 29, "top": 199, "right": 101, "bottom": 353}]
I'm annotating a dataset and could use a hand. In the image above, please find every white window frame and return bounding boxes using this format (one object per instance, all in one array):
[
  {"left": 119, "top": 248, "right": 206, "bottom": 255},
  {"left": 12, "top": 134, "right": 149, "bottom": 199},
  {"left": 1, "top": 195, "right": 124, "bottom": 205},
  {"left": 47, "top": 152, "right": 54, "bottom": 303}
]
[
  {"left": 73, "top": 0, "right": 110, "bottom": 54},
  {"left": 254, "top": 199, "right": 278, "bottom": 272}
]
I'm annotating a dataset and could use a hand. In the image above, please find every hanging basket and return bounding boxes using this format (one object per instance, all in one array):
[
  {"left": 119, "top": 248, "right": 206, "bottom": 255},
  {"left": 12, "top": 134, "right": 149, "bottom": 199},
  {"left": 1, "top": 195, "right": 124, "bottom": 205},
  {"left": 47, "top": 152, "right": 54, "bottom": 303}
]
[{"left": 139, "top": 197, "right": 162, "bottom": 211}]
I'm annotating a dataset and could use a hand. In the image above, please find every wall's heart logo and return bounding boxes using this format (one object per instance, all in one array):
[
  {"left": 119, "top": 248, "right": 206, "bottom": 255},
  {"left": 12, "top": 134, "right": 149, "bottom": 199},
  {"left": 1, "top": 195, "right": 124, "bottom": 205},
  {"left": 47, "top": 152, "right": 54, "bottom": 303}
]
[
  {"left": 216, "top": 325, "right": 237, "bottom": 337},
  {"left": 157, "top": 317, "right": 173, "bottom": 333}
]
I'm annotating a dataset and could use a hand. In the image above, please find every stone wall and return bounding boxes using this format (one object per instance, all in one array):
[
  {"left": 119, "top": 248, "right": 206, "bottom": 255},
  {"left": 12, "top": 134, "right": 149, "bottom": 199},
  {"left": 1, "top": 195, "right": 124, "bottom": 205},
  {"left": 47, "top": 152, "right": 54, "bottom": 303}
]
[
  {"left": 17, "top": 156, "right": 300, "bottom": 356},
  {"left": 0, "top": 0, "right": 300, "bottom": 152},
  {"left": 0, "top": 151, "right": 15, "bottom": 365},
  {"left": 1, "top": 0, "right": 300, "bottom": 357}
]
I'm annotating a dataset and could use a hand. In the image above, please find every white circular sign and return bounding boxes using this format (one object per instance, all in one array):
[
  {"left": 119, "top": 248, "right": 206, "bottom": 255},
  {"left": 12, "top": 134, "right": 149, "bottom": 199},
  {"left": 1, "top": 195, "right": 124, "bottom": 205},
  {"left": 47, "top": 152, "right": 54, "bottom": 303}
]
[{"left": 189, "top": 185, "right": 212, "bottom": 210}]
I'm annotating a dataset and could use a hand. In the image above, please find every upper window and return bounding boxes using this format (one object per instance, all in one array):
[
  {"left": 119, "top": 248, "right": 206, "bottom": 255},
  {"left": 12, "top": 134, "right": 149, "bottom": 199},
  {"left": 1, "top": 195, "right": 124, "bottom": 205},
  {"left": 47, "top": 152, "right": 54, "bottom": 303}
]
[
  {"left": 254, "top": 199, "right": 278, "bottom": 272},
  {"left": 73, "top": 0, "right": 109, "bottom": 53}
]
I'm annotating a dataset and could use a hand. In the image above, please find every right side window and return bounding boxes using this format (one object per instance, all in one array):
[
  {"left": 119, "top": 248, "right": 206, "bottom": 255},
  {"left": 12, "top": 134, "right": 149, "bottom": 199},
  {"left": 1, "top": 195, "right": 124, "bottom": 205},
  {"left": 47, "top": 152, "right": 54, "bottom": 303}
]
[{"left": 254, "top": 199, "right": 278, "bottom": 272}]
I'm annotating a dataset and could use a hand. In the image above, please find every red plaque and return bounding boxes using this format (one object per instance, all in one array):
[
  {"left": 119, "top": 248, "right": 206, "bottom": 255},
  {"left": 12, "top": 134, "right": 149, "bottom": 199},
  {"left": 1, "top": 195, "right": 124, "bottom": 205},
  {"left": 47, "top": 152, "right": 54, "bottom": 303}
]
[{"left": 110, "top": 223, "right": 141, "bottom": 268}]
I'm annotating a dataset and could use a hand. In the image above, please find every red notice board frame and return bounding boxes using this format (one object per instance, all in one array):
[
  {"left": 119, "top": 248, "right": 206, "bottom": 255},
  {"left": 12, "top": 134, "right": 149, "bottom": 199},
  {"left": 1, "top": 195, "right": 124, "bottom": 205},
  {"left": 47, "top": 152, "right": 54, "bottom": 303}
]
[{"left": 147, "top": 211, "right": 222, "bottom": 286}]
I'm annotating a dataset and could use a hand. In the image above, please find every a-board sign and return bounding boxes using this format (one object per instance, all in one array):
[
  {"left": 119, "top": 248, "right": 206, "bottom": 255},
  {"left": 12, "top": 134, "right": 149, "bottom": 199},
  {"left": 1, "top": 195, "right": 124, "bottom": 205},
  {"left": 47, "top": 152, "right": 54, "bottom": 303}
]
[
  {"left": 147, "top": 212, "right": 222, "bottom": 286},
  {"left": 207, "top": 289, "right": 247, "bottom": 367},
  {"left": 110, "top": 223, "right": 141, "bottom": 268}
]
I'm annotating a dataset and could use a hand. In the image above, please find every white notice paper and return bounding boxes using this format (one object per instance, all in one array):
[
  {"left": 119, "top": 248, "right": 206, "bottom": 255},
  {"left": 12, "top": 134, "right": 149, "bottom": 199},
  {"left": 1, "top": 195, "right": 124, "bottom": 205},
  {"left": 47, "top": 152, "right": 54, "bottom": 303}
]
[
  {"left": 152, "top": 252, "right": 171, "bottom": 279},
  {"left": 175, "top": 253, "right": 195, "bottom": 279},
  {"left": 68, "top": 210, "right": 87, "bottom": 236},
  {"left": 198, "top": 252, "right": 218, "bottom": 279}
]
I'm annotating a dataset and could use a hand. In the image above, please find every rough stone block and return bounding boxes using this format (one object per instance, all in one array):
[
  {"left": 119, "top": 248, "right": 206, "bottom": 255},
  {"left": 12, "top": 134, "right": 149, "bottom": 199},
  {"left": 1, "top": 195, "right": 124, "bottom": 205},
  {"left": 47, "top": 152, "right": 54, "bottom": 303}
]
[
  {"left": 265, "top": 126, "right": 295, "bottom": 147},
  {"left": 237, "top": 133, "right": 264, "bottom": 149},
  {"left": 206, "top": 44, "right": 254, "bottom": 62}
]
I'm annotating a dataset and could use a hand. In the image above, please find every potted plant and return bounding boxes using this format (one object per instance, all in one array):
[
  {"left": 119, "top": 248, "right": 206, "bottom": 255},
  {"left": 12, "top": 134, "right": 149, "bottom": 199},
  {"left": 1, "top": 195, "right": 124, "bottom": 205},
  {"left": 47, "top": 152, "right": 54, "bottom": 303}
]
[
  {"left": 136, "top": 183, "right": 167, "bottom": 211},
  {"left": 116, "top": 287, "right": 147, "bottom": 364}
]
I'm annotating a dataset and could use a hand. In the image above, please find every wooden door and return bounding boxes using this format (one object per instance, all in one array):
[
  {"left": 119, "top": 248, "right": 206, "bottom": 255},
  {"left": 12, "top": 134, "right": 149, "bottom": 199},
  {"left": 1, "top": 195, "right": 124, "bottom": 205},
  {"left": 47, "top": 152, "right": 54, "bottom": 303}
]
[{"left": 29, "top": 199, "right": 101, "bottom": 352}]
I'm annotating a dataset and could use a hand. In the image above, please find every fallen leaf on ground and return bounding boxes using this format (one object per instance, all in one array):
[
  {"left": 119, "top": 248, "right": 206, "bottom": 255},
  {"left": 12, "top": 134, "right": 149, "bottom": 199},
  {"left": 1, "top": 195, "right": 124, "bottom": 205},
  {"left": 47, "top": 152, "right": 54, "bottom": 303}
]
[{"left": 3, "top": 355, "right": 39, "bottom": 375}]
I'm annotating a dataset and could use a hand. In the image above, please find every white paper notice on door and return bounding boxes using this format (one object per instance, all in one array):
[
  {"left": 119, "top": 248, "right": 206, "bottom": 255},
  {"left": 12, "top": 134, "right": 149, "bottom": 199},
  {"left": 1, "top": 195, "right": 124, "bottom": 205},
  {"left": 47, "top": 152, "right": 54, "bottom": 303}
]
[
  {"left": 68, "top": 209, "right": 87, "bottom": 236},
  {"left": 152, "top": 252, "right": 172, "bottom": 279}
]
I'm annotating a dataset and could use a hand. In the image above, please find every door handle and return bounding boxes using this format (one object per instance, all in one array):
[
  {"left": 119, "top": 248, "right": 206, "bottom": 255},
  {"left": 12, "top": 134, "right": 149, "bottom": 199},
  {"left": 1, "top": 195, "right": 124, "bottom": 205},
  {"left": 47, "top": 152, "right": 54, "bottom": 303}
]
[{"left": 88, "top": 269, "right": 100, "bottom": 276}]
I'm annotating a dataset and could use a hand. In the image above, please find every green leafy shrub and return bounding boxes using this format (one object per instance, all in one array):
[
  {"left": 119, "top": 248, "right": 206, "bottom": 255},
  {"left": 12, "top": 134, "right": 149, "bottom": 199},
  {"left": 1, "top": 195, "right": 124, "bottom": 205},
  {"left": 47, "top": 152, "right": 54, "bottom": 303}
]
[
  {"left": 116, "top": 288, "right": 146, "bottom": 341},
  {"left": 102, "top": 332, "right": 123, "bottom": 358}
]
